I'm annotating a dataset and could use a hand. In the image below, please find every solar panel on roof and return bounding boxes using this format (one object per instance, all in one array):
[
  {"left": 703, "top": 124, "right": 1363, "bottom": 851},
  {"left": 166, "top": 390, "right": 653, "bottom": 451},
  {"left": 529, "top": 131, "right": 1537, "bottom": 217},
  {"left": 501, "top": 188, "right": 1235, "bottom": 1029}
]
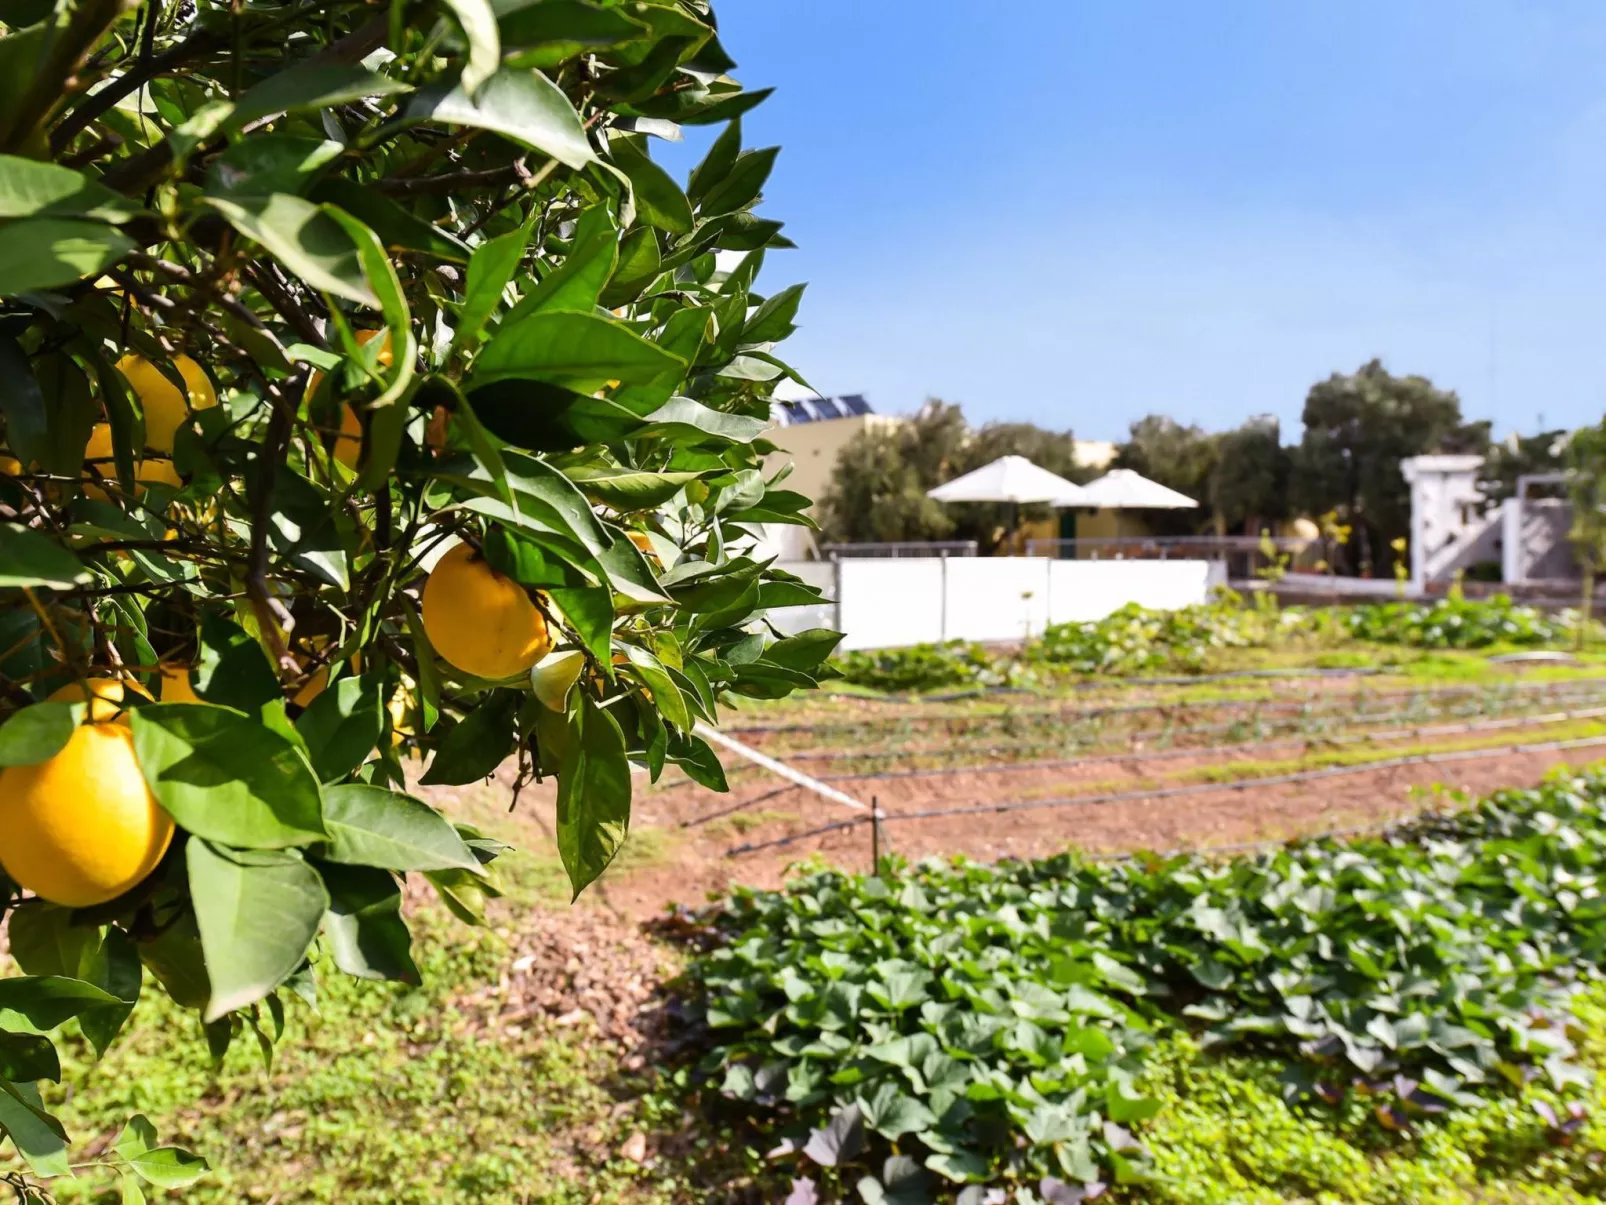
[{"left": 839, "top": 394, "right": 871, "bottom": 416}]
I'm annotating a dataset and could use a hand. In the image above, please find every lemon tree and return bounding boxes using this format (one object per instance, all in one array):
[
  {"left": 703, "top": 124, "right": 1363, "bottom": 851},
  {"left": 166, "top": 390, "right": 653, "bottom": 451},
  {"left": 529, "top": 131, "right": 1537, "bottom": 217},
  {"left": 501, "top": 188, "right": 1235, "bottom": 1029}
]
[{"left": 0, "top": 0, "right": 834, "bottom": 1196}]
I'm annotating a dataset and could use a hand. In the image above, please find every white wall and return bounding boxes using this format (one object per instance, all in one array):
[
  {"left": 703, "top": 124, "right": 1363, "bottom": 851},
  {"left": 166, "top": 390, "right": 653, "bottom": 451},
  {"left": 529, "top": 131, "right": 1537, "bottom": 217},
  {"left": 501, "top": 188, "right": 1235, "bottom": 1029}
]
[
  {"left": 1045, "top": 559, "right": 1214, "bottom": 623},
  {"left": 812, "top": 557, "right": 1214, "bottom": 651}
]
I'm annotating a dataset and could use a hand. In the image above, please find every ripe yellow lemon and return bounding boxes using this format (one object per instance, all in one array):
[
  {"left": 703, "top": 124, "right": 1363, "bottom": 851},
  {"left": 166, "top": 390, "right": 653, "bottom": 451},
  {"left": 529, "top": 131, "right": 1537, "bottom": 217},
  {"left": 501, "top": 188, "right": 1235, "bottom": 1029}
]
[
  {"left": 157, "top": 664, "right": 200, "bottom": 703},
  {"left": 82, "top": 422, "right": 116, "bottom": 498},
  {"left": 307, "top": 330, "right": 391, "bottom": 469},
  {"left": 137, "top": 458, "right": 183, "bottom": 490},
  {"left": 421, "top": 542, "right": 551, "bottom": 680},
  {"left": 0, "top": 722, "right": 174, "bottom": 907},
  {"left": 116, "top": 354, "right": 217, "bottom": 454},
  {"left": 47, "top": 677, "right": 152, "bottom": 723}
]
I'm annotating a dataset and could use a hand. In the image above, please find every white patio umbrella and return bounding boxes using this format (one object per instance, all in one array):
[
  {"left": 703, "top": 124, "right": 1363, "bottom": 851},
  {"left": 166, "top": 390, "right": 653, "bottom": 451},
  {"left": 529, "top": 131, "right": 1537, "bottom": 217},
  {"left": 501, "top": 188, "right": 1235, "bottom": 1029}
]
[
  {"left": 926, "top": 455, "right": 1089, "bottom": 505},
  {"left": 1076, "top": 468, "right": 1198, "bottom": 509},
  {"left": 926, "top": 455, "right": 1088, "bottom": 553}
]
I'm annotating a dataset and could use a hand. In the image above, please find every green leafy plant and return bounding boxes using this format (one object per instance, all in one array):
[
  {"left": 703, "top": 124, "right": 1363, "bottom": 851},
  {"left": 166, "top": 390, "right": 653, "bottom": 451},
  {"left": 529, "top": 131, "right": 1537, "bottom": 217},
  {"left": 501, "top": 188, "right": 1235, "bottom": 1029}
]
[
  {"left": 0, "top": 0, "right": 838, "bottom": 1194},
  {"left": 678, "top": 773, "right": 1606, "bottom": 1202}
]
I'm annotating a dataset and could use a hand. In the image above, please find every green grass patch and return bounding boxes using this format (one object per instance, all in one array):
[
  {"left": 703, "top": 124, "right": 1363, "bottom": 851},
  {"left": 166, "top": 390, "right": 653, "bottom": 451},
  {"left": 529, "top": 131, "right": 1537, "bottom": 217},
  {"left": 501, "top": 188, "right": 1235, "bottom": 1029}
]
[{"left": 3, "top": 915, "right": 677, "bottom": 1204}]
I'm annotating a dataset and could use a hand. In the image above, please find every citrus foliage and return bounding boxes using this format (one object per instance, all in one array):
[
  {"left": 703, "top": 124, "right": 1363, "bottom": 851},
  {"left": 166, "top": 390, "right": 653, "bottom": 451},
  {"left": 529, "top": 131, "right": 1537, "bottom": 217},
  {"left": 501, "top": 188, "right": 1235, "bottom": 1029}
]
[
  {"left": 0, "top": 0, "right": 836, "bottom": 1192},
  {"left": 681, "top": 774, "right": 1606, "bottom": 1202}
]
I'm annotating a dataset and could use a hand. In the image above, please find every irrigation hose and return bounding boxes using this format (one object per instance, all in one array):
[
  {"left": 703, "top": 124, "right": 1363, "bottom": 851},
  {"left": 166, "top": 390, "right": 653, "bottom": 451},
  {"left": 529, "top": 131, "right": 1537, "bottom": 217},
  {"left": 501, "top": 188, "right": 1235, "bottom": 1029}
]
[{"left": 723, "top": 733, "right": 1606, "bottom": 858}]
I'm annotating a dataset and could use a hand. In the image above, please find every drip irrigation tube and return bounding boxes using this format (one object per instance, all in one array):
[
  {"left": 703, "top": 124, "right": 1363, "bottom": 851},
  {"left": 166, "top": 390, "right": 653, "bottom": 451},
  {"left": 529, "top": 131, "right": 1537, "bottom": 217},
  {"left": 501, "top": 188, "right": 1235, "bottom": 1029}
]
[
  {"left": 726, "top": 686, "right": 1606, "bottom": 769},
  {"left": 723, "top": 733, "right": 1606, "bottom": 858},
  {"left": 725, "top": 677, "right": 1606, "bottom": 738}
]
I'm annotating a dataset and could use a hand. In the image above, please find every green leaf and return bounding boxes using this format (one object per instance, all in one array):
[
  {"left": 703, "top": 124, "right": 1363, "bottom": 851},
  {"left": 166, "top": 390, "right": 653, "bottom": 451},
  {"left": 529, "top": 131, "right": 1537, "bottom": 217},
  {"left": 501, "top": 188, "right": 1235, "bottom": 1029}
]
[
  {"left": 503, "top": 203, "right": 618, "bottom": 320},
  {"left": 743, "top": 282, "right": 806, "bottom": 344},
  {"left": 324, "top": 205, "right": 416, "bottom": 410},
  {"left": 319, "top": 784, "right": 480, "bottom": 872},
  {"left": 667, "top": 729, "right": 727, "bottom": 791},
  {"left": 207, "top": 135, "right": 344, "bottom": 197},
  {"left": 194, "top": 613, "right": 281, "bottom": 712},
  {"left": 0, "top": 154, "right": 139, "bottom": 222},
  {"left": 295, "top": 672, "right": 384, "bottom": 783},
  {"left": 609, "top": 133, "right": 693, "bottom": 233},
  {"left": 0, "top": 522, "right": 90, "bottom": 588},
  {"left": 802, "top": 1104, "right": 864, "bottom": 1168},
  {"left": 858, "top": 1082, "right": 939, "bottom": 1141},
  {"left": 0, "top": 975, "right": 121, "bottom": 1030},
  {"left": 0, "top": 1032, "right": 59, "bottom": 1084},
  {"left": 0, "top": 217, "right": 133, "bottom": 294},
  {"left": 441, "top": 0, "right": 501, "bottom": 96},
  {"left": 319, "top": 863, "right": 420, "bottom": 984},
  {"left": 130, "top": 704, "right": 328, "bottom": 849},
  {"left": 125, "top": 1145, "right": 210, "bottom": 1189},
  {"left": 0, "top": 701, "right": 79, "bottom": 766},
  {"left": 120, "top": 1174, "right": 148, "bottom": 1205},
  {"left": 0, "top": 332, "right": 47, "bottom": 468},
  {"left": 472, "top": 310, "right": 686, "bottom": 390},
  {"left": 418, "top": 690, "right": 518, "bottom": 785},
  {"left": 621, "top": 643, "right": 689, "bottom": 730},
  {"left": 556, "top": 694, "right": 632, "bottom": 899},
  {"left": 312, "top": 178, "right": 471, "bottom": 264},
  {"left": 548, "top": 586, "right": 614, "bottom": 665},
  {"left": 407, "top": 67, "right": 597, "bottom": 169},
  {"left": 5, "top": 902, "right": 100, "bottom": 979},
  {"left": 687, "top": 117, "right": 742, "bottom": 204},
  {"left": 0, "top": 1079, "right": 68, "bottom": 1178},
  {"left": 698, "top": 146, "right": 779, "bottom": 216},
  {"left": 498, "top": 0, "right": 649, "bottom": 69},
  {"left": 452, "top": 221, "right": 534, "bottom": 352},
  {"left": 763, "top": 629, "right": 845, "bottom": 673},
  {"left": 135, "top": 913, "right": 210, "bottom": 1011},
  {"left": 925, "top": 1150, "right": 989, "bottom": 1184},
  {"left": 114, "top": 1114, "right": 158, "bottom": 1160},
  {"left": 566, "top": 466, "right": 705, "bottom": 509},
  {"left": 187, "top": 841, "right": 328, "bottom": 1021},
  {"left": 636, "top": 396, "right": 768, "bottom": 444},
  {"left": 227, "top": 64, "right": 411, "bottom": 130},
  {"left": 203, "top": 194, "right": 379, "bottom": 307}
]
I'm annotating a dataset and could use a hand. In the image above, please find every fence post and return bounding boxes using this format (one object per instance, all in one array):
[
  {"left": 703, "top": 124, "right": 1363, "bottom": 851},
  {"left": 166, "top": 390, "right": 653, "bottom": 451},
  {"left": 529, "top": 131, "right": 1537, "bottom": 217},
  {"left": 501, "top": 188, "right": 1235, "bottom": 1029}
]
[{"left": 940, "top": 552, "right": 949, "bottom": 641}]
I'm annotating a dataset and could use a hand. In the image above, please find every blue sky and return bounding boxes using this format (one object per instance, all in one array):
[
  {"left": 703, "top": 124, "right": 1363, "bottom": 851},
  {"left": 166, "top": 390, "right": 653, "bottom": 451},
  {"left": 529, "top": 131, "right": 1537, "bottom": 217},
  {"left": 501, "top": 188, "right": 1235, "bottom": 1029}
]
[{"left": 658, "top": 0, "right": 1606, "bottom": 442}]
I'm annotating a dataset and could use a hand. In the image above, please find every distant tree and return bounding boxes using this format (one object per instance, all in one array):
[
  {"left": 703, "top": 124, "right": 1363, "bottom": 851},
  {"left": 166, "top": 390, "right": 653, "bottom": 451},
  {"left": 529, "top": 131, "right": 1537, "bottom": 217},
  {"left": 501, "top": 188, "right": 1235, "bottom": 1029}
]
[
  {"left": 1114, "top": 416, "right": 1219, "bottom": 537},
  {"left": 1291, "top": 360, "right": 1489, "bottom": 575},
  {"left": 1210, "top": 417, "right": 1292, "bottom": 534},
  {"left": 816, "top": 401, "right": 1087, "bottom": 550},
  {"left": 1566, "top": 421, "right": 1606, "bottom": 647},
  {"left": 1479, "top": 428, "right": 1571, "bottom": 508},
  {"left": 816, "top": 416, "right": 958, "bottom": 546}
]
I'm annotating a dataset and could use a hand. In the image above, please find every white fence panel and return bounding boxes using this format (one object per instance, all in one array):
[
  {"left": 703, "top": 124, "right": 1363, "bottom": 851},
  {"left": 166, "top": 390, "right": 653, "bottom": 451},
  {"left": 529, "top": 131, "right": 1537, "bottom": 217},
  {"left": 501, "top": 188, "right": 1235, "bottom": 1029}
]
[
  {"left": 1046, "top": 560, "right": 1213, "bottom": 624},
  {"left": 836, "top": 559, "right": 946, "bottom": 650},
  {"left": 776, "top": 557, "right": 1216, "bottom": 650},
  {"left": 942, "top": 558, "right": 1052, "bottom": 643}
]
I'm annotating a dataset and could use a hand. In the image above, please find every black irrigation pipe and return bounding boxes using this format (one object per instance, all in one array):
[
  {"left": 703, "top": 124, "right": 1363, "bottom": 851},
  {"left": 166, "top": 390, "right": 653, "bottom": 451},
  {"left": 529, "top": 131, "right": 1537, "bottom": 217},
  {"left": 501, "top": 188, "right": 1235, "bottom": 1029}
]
[
  {"left": 795, "top": 705, "right": 1606, "bottom": 787},
  {"left": 819, "top": 665, "right": 1389, "bottom": 707},
  {"left": 724, "top": 676, "right": 1606, "bottom": 739},
  {"left": 723, "top": 733, "right": 1606, "bottom": 858},
  {"left": 732, "top": 684, "right": 1606, "bottom": 769}
]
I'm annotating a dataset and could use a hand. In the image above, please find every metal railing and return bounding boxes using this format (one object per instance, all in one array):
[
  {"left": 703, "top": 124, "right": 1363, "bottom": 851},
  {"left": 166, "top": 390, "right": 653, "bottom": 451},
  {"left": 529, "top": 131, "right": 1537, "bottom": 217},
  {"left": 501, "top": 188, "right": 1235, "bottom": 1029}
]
[
  {"left": 819, "top": 541, "right": 979, "bottom": 559},
  {"left": 1025, "top": 536, "right": 1307, "bottom": 560}
]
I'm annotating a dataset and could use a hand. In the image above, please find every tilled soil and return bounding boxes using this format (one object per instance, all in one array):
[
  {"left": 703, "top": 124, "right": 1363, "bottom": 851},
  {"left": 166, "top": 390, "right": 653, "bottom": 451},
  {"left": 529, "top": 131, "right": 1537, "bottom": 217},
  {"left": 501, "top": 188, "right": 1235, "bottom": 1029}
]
[{"left": 416, "top": 713, "right": 1606, "bottom": 924}]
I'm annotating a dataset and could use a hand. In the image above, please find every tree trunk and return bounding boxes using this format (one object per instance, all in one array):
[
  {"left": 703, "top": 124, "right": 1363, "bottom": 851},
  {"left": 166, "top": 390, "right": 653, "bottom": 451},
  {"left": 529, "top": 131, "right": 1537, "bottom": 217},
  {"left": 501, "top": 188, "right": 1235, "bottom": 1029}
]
[{"left": 1579, "top": 561, "right": 1594, "bottom": 652}]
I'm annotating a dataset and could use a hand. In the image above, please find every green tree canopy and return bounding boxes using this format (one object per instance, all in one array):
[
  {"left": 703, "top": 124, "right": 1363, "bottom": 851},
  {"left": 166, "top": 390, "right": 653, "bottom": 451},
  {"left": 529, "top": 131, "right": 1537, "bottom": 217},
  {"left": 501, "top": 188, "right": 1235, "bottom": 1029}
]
[
  {"left": 1292, "top": 360, "right": 1489, "bottom": 574},
  {"left": 1113, "top": 415, "right": 1219, "bottom": 537},
  {"left": 817, "top": 401, "right": 1088, "bottom": 551},
  {"left": 1210, "top": 415, "right": 1292, "bottom": 535}
]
